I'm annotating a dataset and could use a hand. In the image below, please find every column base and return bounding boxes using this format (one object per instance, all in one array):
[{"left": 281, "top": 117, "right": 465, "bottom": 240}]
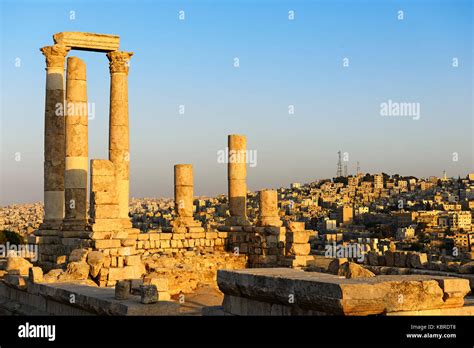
[
  {"left": 61, "top": 219, "right": 91, "bottom": 231},
  {"left": 39, "top": 219, "right": 63, "bottom": 230},
  {"left": 225, "top": 216, "right": 251, "bottom": 227},
  {"left": 172, "top": 217, "right": 202, "bottom": 228},
  {"left": 257, "top": 217, "right": 283, "bottom": 227}
]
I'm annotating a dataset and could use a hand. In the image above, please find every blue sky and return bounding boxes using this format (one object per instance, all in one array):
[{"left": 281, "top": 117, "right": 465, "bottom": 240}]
[{"left": 0, "top": 0, "right": 472, "bottom": 205}]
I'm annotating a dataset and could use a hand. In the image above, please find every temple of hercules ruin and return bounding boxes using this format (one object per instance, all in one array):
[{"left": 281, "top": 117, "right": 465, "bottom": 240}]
[
  {"left": 10, "top": 31, "right": 470, "bottom": 316},
  {"left": 31, "top": 30, "right": 317, "bottom": 289},
  {"left": 34, "top": 32, "right": 142, "bottom": 285}
]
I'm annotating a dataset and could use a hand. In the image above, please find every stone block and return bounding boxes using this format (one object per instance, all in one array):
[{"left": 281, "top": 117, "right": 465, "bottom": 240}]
[
  {"left": 54, "top": 32, "right": 120, "bottom": 52},
  {"left": 94, "top": 239, "right": 121, "bottom": 249},
  {"left": 140, "top": 285, "right": 158, "bottom": 304},
  {"left": 328, "top": 258, "right": 348, "bottom": 274},
  {"left": 459, "top": 261, "right": 474, "bottom": 274},
  {"left": 125, "top": 255, "right": 141, "bottom": 266},
  {"left": 91, "top": 191, "right": 118, "bottom": 205},
  {"left": 93, "top": 204, "right": 119, "bottom": 219},
  {"left": 89, "top": 231, "right": 114, "bottom": 240},
  {"left": 87, "top": 251, "right": 104, "bottom": 277},
  {"left": 385, "top": 251, "right": 394, "bottom": 267},
  {"left": 149, "top": 233, "right": 160, "bottom": 241},
  {"left": 286, "top": 231, "right": 310, "bottom": 244},
  {"left": 6, "top": 256, "right": 33, "bottom": 276},
  {"left": 121, "top": 239, "right": 136, "bottom": 247},
  {"left": 91, "top": 175, "right": 116, "bottom": 192},
  {"left": 5, "top": 274, "right": 27, "bottom": 288},
  {"left": 217, "top": 232, "right": 228, "bottom": 238},
  {"left": 90, "top": 159, "right": 115, "bottom": 176},
  {"left": 337, "top": 262, "right": 375, "bottom": 279},
  {"left": 286, "top": 243, "right": 310, "bottom": 256},
  {"left": 287, "top": 221, "right": 305, "bottom": 232},
  {"left": 69, "top": 248, "right": 89, "bottom": 262},
  {"left": 158, "top": 291, "right": 171, "bottom": 301},
  {"left": 408, "top": 252, "right": 428, "bottom": 269},
  {"left": 28, "top": 267, "right": 44, "bottom": 283},
  {"left": 115, "top": 280, "right": 130, "bottom": 300},
  {"left": 63, "top": 261, "right": 90, "bottom": 280},
  {"left": 91, "top": 219, "right": 123, "bottom": 231},
  {"left": 217, "top": 268, "right": 471, "bottom": 316},
  {"left": 144, "top": 276, "right": 169, "bottom": 291},
  {"left": 108, "top": 264, "right": 145, "bottom": 281},
  {"left": 190, "top": 232, "right": 205, "bottom": 239}
]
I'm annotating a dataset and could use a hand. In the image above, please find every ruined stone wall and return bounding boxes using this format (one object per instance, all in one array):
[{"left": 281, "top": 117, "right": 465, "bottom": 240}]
[
  {"left": 220, "top": 222, "right": 317, "bottom": 268},
  {"left": 134, "top": 231, "right": 229, "bottom": 256}
]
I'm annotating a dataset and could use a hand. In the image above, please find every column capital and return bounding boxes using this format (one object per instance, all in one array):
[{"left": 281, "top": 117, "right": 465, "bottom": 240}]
[
  {"left": 40, "top": 44, "right": 71, "bottom": 68},
  {"left": 107, "top": 51, "right": 133, "bottom": 74}
]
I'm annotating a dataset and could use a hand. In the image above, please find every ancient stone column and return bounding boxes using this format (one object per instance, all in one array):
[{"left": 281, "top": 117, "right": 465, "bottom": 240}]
[
  {"left": 174, "top": 164, "right": 193, "bottom": 219},
  {"left": 226, "top": 134, "right": 250, "bottom": 226},
  {"left": 63, "top": 57, "right": 88, "bottom": 229},
  {"left": 40, "top": 44, "right": 70, "bottom": 229},
  {"left": 107, "top": 51, "right": 133, "bottom": 228},
  {"left": 173, "top": 164, "right": 201, "bottom": 228},
  {"left": 257, "top": 189, "right": 282, "bottom": 227}
]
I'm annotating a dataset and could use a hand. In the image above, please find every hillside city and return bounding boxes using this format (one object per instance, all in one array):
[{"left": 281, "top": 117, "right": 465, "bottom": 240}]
[{"left": 2, "top": 172, "right": 474, "bottom": 267}]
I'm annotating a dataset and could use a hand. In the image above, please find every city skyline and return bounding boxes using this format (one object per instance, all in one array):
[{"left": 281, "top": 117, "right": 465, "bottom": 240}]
[{"left": 1, "top": 0, "right": 473, "bottom": 205}]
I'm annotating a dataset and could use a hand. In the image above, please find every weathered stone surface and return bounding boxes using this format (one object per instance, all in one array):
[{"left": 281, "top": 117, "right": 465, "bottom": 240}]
[
  {"left": 87, "top": 251, "right": 104, "bottom": 277},
  {"left": 4, "top": 274, "right": 27, "bottom": 288},
  {"left": 385, "top": 251, "right": 394, "bottom": 266},
  {"left": 394, "top": 252, "right": 408, "bottom": 267},
  {"left": 367, "top": 252, "right": 379, "bottom": 266},
  {"left": 63, "top": 261, "right": 90, "bottom": 280},
  {"left": 115, "top": 280, "right": 131, "bottom": 300},
  {"left": 408, "top": 253, "right": 428, "bottom": 269},
  {"left": 43, "top": 269, "right": 65, "bottom": 283},
  {"left": 94, "top": 239, "right": 121, "bottom": 249},
  {"left": 140, "top": 285, "right": 158, "bottom": 304},
  {"left": 21, "top": 281, "right": 180, "bottom": 315},
  {"left": 69, "top": 248, "right": 89, "bottom": 262},
  {"left": 286, "top": 231, "right": 310, "bottom": 244},
  {"left": 459, "top": 261, "right": 474, "bottom": 274},
  {"left": 305, "top": 256, "right": 333, "bottom": 272},
  {"left": 108, "top": 264, "right": 145, "bottom": 281},
  {"left": 29, "top": 267, "right": 44, "bottom": 283},
  {"left": 328, "top": 258, "right": 348, "bottom": 274},
  {"left": 90, "top": 159, "right": 115, "bottom": 176},
  {"left": 53, "top": 32, "right": 120, "bottom": 52},
  {"left": 435, "top": 278, "right": 471, "bottom": 307},
  {"left": 143, "top": 276, "right": 169, "bottom": 291},
  {"left": 287, "top": 221, "right": 305, "bottom": 232},
  {"left": 217, "top": 268, "right": 471, "bottom": 316},
  {"left": 124, "top": 255, "right": 141, "bottom": 266},
  {"left": 286, "top": 243, "right": 310, "bottom": 256},
  {"left": 337, "top": 262, "right": 375, "bottom": 279},
  {"left": 6, "top": 256, "right": 33, "bottom": 276}
]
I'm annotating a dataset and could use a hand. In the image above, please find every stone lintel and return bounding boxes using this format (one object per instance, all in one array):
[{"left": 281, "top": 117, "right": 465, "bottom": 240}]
[{"left": 53, "top": 32, "right": 120, "bottom": 52}]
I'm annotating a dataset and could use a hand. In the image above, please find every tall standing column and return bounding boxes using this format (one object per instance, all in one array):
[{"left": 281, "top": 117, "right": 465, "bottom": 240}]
[
  {"left": 40, "top": 45, "right": 70, "bottom": 229},
  {"left": 226, "top": 134, "right": 250, "bottom": 226},
  {"left": 63, "top": 57, "right": 88, "bottom": 229},
  {"left": 107, "top": 51, "right": 133, "bottom": 228}
]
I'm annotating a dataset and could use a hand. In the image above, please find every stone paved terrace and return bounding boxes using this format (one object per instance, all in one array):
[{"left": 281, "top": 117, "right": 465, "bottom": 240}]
[{"left": 0, "top": 280, "right": 223, "bottom": 316}]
